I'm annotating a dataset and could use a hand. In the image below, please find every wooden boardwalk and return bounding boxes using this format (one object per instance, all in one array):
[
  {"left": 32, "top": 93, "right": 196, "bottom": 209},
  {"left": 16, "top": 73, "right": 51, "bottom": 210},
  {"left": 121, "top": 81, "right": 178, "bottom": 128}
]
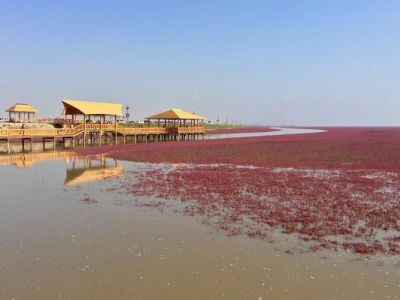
[{"left": 0, "top": 124, "right": 205, "bottom": 151}]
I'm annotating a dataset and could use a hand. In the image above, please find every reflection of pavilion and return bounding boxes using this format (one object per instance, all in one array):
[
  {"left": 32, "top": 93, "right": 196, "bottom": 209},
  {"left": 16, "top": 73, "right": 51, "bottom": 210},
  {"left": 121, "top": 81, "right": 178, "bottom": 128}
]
[
  {"left": 0, "top": 151, "right": 76, "bottom": 168},
  {"left": 0, "top": 151, "right": 122, "bottom": 185},
  {"left": 64, "top": 156, "right": 122, "bottom": 186}
]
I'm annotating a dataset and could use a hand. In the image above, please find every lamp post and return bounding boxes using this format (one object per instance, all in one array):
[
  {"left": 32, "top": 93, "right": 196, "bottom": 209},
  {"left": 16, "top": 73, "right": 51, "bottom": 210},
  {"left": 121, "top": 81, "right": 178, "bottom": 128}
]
[{"left": 125, "top": 105, "right": 130, "bottom": 123}]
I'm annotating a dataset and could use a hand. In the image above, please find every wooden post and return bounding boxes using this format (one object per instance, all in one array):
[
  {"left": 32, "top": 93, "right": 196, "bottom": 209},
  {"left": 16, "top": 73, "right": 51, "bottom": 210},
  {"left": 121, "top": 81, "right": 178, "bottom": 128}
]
[
  {"left": 100, "top": 115, "right": 103, "bottom": 136},
  {"left": 114, "top": 115, "right": 118, "bottom": 144},
  {"left": 83, "top": 114, "right": 87, "bottom": 146}
]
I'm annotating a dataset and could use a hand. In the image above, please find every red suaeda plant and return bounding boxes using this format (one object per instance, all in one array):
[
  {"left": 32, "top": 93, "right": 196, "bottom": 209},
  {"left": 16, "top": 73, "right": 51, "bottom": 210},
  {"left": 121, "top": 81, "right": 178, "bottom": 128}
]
[
  {"left": 77, "top": 127, "right": 400, "bottom": 171},
  {"left": 76, "top": 127, "right": 400, "bottom": 255},
  {"left": 113, "top": 162, "right": 400, "bottom": 255}
]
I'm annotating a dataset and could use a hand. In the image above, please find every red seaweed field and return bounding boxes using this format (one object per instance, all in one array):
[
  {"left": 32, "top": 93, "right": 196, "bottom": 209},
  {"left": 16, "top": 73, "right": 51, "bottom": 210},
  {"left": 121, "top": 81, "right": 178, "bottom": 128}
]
[{"left": 78, "top": 127, "right": 400, "bottom": 255}]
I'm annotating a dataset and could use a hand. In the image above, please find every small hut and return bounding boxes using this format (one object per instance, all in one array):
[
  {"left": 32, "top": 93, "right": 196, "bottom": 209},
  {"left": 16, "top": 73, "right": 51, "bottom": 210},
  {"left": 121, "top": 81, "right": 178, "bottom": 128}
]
[
  {"left": 6, "top": 103, "right": 38, "bottom": 122},
  {"left": 146, "top": 108, "right": 205, "bottom": 127}
]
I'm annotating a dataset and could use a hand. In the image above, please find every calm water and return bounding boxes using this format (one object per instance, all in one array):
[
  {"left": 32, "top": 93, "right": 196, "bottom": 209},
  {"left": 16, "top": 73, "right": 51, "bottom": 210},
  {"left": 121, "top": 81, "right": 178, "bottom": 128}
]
[
  {"left": 205, "top": 127, "right": 326, "bottom": 139},
  {"left": 0, "top": 140, "right": 399, "bottom": 299}
]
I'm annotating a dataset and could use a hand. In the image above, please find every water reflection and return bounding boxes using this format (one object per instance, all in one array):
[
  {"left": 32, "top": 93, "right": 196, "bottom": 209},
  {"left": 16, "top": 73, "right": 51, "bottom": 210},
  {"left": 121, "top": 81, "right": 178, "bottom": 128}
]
[
  {"left": 65, "top": 156, "right": 122, "bottom": 186},
  {"left": 0, "top": 151, "right": 122, "bottom": 185}
]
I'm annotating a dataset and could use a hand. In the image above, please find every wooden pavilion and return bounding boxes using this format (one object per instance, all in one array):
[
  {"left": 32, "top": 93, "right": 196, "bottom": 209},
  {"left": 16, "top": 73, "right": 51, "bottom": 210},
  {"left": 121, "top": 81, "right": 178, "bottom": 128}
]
[
  {"left": 6, "top": 103, "right": 38, "bottom": 122},
  {"left": 62, "top": 99, "right": 122, "bottom": 124},
  {"left": 146, "top": 108, "right": 205, "bottom": 127},
  {"left": 61, "top": 99, "right": 123, "bottom": 144},
  {"left": 146, "top": 108, "right": 205, "bottom": 141}
]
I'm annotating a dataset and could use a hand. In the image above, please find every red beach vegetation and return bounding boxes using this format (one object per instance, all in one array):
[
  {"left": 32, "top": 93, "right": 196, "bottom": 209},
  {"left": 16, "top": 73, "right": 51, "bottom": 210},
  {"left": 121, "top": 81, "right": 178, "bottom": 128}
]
[{"left": 77, "top": 127, "right": 400, "bottom": 254}]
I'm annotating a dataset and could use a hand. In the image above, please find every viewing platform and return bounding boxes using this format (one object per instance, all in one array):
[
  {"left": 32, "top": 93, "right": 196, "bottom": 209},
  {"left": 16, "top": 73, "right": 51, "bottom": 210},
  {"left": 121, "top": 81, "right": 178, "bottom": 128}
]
[{"left": 0, "top": 101, "right": 205, "bottom": 152}]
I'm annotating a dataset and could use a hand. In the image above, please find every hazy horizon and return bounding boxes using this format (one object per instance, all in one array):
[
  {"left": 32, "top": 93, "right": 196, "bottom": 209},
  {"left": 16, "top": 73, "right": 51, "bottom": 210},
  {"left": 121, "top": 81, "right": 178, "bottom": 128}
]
[{"left": 1, "top": 1, "right": 399, "bottom": 126}]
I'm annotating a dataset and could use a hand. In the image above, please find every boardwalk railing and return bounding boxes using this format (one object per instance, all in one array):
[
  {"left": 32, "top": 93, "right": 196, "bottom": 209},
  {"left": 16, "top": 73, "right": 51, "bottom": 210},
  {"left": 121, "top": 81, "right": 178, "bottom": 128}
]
[
  {"left": 118, "top": 127, "right": 171, "bottom": 135},
  {"left": 0, "top": 124, "right": 205, "bottom": 140},
  {"left": 178, "top": 127, "right": 205, "bottom": 134}
]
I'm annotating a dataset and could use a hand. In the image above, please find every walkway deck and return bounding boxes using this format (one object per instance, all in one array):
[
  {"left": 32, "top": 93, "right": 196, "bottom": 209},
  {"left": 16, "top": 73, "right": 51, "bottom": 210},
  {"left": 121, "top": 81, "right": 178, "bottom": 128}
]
[{"left": 0, "top": 124, "right": 205, "bottom": 146}]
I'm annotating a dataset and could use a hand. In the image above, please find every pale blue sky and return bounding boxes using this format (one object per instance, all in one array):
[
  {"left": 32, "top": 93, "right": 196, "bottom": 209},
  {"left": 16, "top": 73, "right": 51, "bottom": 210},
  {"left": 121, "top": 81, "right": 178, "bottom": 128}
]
[{"left": 1, "top": 0, "right": 399, "bottom": 125}]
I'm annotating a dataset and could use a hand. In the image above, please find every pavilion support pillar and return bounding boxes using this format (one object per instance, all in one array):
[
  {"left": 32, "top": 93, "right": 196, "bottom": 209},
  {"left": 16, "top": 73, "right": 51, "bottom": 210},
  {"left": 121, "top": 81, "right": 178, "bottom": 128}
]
[
  {"left": 100, "top": 114, "right": 103, "bottom": 138},
  {"left": 114, "top": 116, "right": 118, "bottom": 144},
  {"left": 83, "top": 115, "right": 87, "bottom": 146}
]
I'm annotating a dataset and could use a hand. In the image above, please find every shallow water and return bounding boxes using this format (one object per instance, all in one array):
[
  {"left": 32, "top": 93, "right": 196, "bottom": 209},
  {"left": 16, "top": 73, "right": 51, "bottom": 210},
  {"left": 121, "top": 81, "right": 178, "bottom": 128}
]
[
  {"left": 0, "top": 152, "right": 399, "bottom": 299},
  {"left": 205, "top": 127, "right": 326, "bottom": 139}
]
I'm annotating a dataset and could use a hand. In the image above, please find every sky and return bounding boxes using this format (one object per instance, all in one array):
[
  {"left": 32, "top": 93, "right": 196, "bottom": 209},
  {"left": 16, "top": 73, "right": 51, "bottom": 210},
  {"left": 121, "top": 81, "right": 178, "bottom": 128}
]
[{"left": 0, "top": 0, "right": 399, "bottom": 126}]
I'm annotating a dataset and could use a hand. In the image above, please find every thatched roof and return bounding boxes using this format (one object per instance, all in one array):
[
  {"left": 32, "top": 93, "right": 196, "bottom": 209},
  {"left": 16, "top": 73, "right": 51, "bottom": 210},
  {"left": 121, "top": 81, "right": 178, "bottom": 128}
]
[
  {"left": 62, "top": 100, "right": 122, "bottom": 116},
  {"left": 6, "top": 103, "right": 38, "bottom": 113},
  {"left": 147, "top": 108, "right": 205, "bottom": 120}
]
